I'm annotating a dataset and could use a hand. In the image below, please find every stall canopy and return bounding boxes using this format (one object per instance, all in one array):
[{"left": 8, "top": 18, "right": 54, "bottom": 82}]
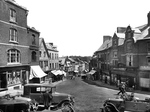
[
  {"left": 87, "top": 70, "right": 96, "bottom": 75},
  {"left": 29, "top": 65, "right": 48, "bottom": 79},
  {"left": 51, "top": 70, "right": 66, "bottom": 76}
]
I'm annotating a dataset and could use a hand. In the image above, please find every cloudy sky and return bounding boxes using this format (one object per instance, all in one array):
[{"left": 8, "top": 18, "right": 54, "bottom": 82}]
[{"left": 15, "top": 0, "right": 150, "bottom": 57}]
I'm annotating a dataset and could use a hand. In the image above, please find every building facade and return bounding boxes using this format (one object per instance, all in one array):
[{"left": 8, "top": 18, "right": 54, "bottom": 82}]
[
  {"left": 46, "top": 43, "right": 59, "bottom": 70},
  {"left": 0, "top": 0, "right": 40, "bottom": 90},
  {"left": 94, "top": 11, "right": 150, "bottom": 91},
  {"left": 39, "top": 38, "right": 50, "bottom": 72}
]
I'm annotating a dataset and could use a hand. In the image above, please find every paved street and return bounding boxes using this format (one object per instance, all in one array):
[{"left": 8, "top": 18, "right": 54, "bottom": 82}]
[{"left": 55, "top": 76, "right": 150, "bottom": 112}]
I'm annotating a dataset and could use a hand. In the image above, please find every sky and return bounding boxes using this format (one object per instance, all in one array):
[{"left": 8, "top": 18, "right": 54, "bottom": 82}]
[{"left": 15, "top": 0, "right": 150, "bottom": 57}]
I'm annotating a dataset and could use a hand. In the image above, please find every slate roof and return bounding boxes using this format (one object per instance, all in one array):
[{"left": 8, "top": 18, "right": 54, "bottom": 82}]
[
  {"left": 46, "top": 43, "right": 58, "bottom": 52},
  {"left": 39, "top": 38, "right": 50, "bottom": 57},
  {"left": 5, "top": 0, "right": 28, "bottom": 11},
  {"left": 96, "top": 24, "right": 150, "bottom": 52}
]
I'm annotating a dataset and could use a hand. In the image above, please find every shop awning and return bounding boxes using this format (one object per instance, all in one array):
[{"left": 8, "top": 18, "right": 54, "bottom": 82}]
[
  {"left": 51, "top": 70, "right": 66, "bottom": 76},
  {"left": 29, "top": 65, "right": 48, "bottom": 79},
  {"left": 87, "top": 70, "right": 96, "bottom": 75}
]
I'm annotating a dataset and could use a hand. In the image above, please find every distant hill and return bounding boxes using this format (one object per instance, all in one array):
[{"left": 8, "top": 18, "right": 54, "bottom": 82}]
[{"left": 69, "top": 56, "right": 91, "bottom": 63}]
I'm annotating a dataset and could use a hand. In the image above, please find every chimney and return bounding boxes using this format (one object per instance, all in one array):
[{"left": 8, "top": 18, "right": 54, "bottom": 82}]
[
  {"left": 103, "top": 36, "right": 111, "bottom": 43},
  {"left": 147, "top": 11, "right": 150, "bottom": 26}
]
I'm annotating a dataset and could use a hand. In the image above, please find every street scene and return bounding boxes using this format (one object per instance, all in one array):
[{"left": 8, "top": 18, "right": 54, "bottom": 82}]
[{"left": 1, "top": 0, "right": 150, "bottom": 112}]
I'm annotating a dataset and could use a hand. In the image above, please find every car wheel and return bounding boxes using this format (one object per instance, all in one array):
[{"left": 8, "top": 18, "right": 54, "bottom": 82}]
[
  {"left": 61, "top": 102, "right": 72, "bottom": 108},
  {"left": 104, "top": 105, "right": 113, "bottom": 112},
  {"left": 61, "top": 105, "right": 75, "bottom": 112}
]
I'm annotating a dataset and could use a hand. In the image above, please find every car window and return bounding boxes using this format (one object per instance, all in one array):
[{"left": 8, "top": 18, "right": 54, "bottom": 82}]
[
  {"left": 31, "top": 87, "right": 40, "bottom": 93},
  {"left": 41, "top": 87, "right": 46, "bottom": 92}
]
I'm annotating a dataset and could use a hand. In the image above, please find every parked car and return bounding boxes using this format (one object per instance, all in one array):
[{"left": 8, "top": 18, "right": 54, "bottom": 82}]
[
  {"left": 100, "top": 91, "right": 150, "bottom": 112},
  {"left": 23, "top": 83, "right": 75, "bottom": 111},
  {"left": 0, "top": 93, "right": 37, "bottom": 112}
]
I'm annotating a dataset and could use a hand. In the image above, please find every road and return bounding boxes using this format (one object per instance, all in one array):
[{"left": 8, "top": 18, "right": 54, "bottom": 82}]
[{"left": 56, "top": 77, "right": 150, "bottom": 112}]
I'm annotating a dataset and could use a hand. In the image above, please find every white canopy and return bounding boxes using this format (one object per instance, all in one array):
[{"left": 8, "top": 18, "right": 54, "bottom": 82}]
[
  {"left": 29, "top": 65, "right": 47, "bottom": 79},
  {"left": 51, "top": 70, "right": 66, "bottom": 76},
  {"left": 87, "top": 70, "right": 96, "bottom": 75}
]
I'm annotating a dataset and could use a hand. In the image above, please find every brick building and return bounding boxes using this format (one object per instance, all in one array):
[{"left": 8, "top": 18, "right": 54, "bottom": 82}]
[
  {"left": 94, "top": 11, "right": 150, "bottom": 91},
  {"left": 0, "top": 0, "right": 40, "bottom": 90}
]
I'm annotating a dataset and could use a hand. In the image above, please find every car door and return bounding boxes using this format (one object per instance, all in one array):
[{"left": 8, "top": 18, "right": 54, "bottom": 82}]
[
  {"left": 125, "top": 101, "right": 149, "bottom": 112},
  {"left": 29, "top": 86, "right": 43, "bottom": 104}
]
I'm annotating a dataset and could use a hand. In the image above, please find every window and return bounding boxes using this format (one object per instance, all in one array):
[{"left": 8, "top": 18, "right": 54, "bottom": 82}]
[
  {"left": 126, "top": 55, "right": 133, "bottom": 66},
  {"left": 113, "top": 51, "right": 117, "bottom": 58},
  {"left": 32, "top": 34, "right": 36, "bottom": 45},
  {"left": 50, "top": 63, "right": 51, "bottom": 69},
  {"left": 44, "top": 52, "right": 46, "bottom": 57},
  {"left": 147, "top": 57, "right": 150, "bottom": 65},
  {"left": 7, "top": 49, "right": 20, "bottom": 63},
  {"left": 50, "top": 53, "right": 51, "bottom": 59},
  {"left": 7, "top": 71, "right": 21, "bottom": 85},
  {"left": 147, "top": 42, "right": 150, "bottom": 52},
  {"left": 32, "top": 51, "right": 36, "bottom": 62},
  {"left": 44, "top": 61, "right": 48, "bottom": 67},
  {"left": 10, "top": 9, "right": 16, "bottom": 22},
  {"left": 10, "top": 28, "right": 17, "bottom": 42},
  {"left": 39, "top": 61, "right": 43, "bottom": 68},
  {"left": 39, "top": 51, "right": 41, "bottom": 57}
]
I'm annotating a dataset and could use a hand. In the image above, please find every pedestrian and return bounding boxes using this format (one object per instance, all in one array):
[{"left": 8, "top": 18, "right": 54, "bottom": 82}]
[
  {"left": 43, "top": 89, "right": 53, "bottom": 110},
  {"left": 117, "top": 82, "right": 126, "bottom": 95}
]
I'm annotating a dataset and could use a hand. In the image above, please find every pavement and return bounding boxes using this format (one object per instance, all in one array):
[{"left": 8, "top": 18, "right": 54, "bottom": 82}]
[{"left": 84, "top": 79, "right": 150, "bottom": 96}]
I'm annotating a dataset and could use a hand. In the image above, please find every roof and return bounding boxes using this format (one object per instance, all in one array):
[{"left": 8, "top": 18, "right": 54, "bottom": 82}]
[
  {"left": 96, "top": 25, "right": 150, "bottom": 52},
  {"left": 46, "top": 43, "right": 58, "bottom": 52},
  {"left": 97, "top": 39, "right": 112, "bottom": 51},
  {"left": 39, "top": 38, "right": 50, "bottom": 58},
  {"left": 24, "top": 83, "right": 56, "bottom": 88},
  {"left": 59, "top": 57, "right": 66, "bottom": 65},
  {"left": 5, "top": 0, "right": 28, "bottom": 11}
]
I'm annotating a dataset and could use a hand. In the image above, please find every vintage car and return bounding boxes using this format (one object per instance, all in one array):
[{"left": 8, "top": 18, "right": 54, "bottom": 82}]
[
  {"left": 23, "top": 83, "right": 75, "bottom": 112},
  {"left": 100, "top": 92, "right": 150, "bottom": 112},
  {"left": 0, "top": 93, "right": 37, "bottom": 112}
]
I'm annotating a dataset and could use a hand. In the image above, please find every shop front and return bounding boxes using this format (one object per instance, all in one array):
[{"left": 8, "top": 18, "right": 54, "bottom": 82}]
[
  {"left": 0, "top": 65, "right": 30, "bottom": 91},
  {"left": 111, "top": 68, "right": 137, "bottom": 88},
  {"left": 138, "top": 70, "right": 150, "bottom": 91}
]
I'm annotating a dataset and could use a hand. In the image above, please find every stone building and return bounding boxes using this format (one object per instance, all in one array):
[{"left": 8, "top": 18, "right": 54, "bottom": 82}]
[{"left": 94, "top": 11, "right": 150, "bottom": 91}]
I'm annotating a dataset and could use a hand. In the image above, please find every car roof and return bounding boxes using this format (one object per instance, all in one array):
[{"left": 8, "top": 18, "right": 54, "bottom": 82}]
[{"left": 24, "top": 83, "right": 56, "bottom": 88}]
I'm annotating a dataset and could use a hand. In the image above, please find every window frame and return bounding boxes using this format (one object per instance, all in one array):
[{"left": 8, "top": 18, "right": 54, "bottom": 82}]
[
  {"left": 10, "top": 9, "right": 17, "bottom": 23},
  {"left": 9, "top": 28, "right": 18, "bottom": 42},
  {"left": 7, "top": 49, "right": 20, "bottom": 64},
  {"left": 31, "top": 51, "right": 36, "bottom": 62}
]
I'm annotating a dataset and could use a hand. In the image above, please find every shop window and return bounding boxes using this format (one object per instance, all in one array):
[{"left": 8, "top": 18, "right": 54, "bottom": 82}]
[
  {"left": 7, "top": 71, "right": 21, "bottom": 85},
  {"left": 10, "top": 28, "right": 18, "bottom": 42},
  {"left": 32, "top": 51, "right": 36, "bottom": 62},
  {"left": 7, "top": 49, "right": 20, "bottom": 63},
  {"left": 10, "top": 9, "right": 16, "bottom": 23}
]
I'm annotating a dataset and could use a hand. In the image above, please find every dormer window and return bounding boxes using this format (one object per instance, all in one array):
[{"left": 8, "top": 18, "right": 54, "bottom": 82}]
[{"left": 10, "top": 9, "right": 16, "bottom": 23}]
